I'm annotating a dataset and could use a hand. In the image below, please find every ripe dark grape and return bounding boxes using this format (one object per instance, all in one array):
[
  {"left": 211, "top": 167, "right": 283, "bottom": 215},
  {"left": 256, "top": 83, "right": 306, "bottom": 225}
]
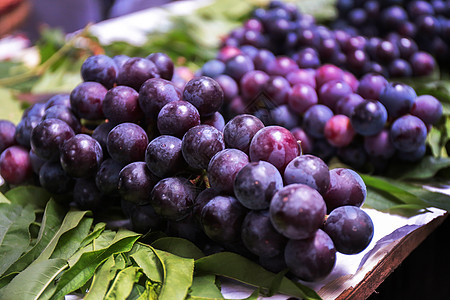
[
  {"left": 262, "top": 75, "right": 291, "bottom": 106},
  {"left": 192, "top": 187, "right": 220, "bottom": 223},
  {"left": 224, "top": 54, "right": 255, "bottom": 81},
  {"left": 157, "top": 100, "right": 201, "bottom": 138},
  {"left": 324, "top": 168, "right": 367, "bottom": 213},
  {"left": 181, "top": 125, "right": 225, "bottom": 170},
  {"left": 22, "top": 103, "right": 45, "bottom": 119},
  {"left": 324, "top": 206, "right": 374, "bottom": 254},
  {"left": 95, "top": 158, "right": 124, "bottom": 196},
  {"left": 287, "top": 83, "right": 318, "bottom": 115},
  {"left": 397, "top": 143, "right": 426, "bottom": 162},
  {"left": 284, "top": 229, "right": 336, "bottom": 282},
  {"left": 106, "top": 123, "right": 148, "bottom": 164},
  {"left": 130, "top": 203, "right": 165, "bottom": 233},
  {"left": 81, "top": 54, "right": 118, "bottom": 89},
  {"left": 270, "top": 183, "right": 326, "bottom": 239},
  {"left": 234, "top": 161, "right": 283, "bottom": 210},
  {"left": 201, "top": 112, "right": 225, "bottom": 131},
  {"left": 201, "top": 59, "right": 226, "bottom": 78},
  {"left": 315, "top": 64, "right": 345, "bottom": 88},
  {"left": 324, "top": 114, "right": 355, "bottom": 147},
  {"left": 357, "top": 73, "right": 388, "bottom": 100},
  {"left": 350, "top": 100, "right": 388, "bottom": 136},
  {"left": 241, "top": 210, "right": 287, "bottom": 258},
  {"left": 253, "top": 49, "right": 276, "bottom": 72},
  {"left": 390, "top": 114, "right": 427, "bottom": 152},
  {"left": 379, "top": 82, "right": 417, "bottom": 119},
  {"left": 283, "top": 155, "right": 330, "bottom": 195},
  {"left": 388, "top": 58, "right": 413, "bottom": 77},
  {"left": 410, "top": 52, "right": 436, "bottom": 76},
  {"left": 335, "top": 93, "right": 365, "bottom": 117},
  {"left": 295, "top": 47, "right": 321, "bottom": 69},
  {"left": 240, "top": 70, "right": 270, "bottom": 101},
  {"left": 207, "top": 149, "right": 249, "bottom": 194},
  {"left": 39, "top": 161, "right": 73, "bottom": 194},
  {"left": 116, "top": 57, "right": 160, "bottom": 91},
  {"left": 151, "top": 177, "right": 196, "bottom": 221},
  {"left": 290, "top": 127, "right": 313, "bottom": 154},
  {"left": 14, "top": 116, "right": 41, "bottom": 148},
  {"left": 145, "top": 135, "right": 185, "bottom": 178},
  {"left": 0, "top": 120, "right": 16, "bottom": 153},
  {"left": 410, "top": 95, "right": 443, "bottom": 125},
  {"left": 70, "top": 81, "right": 107, "bottom": 120},
  {"left": 139, "top": 78, "right": 182, "bottom": 118},
  {"left": 249, "top": 125, "right": 300, "bottom": 172},
  {"left": 270, "top": 105, "right": 299, "bottom": 130},
  {"left": 118, "top": 161, "right": 158, "bottom": 205},
  {"left": 223, "top": 114, "right": 264, "bottom": 154},
  {"left": 31, "top": 119, "right": 75, "bottom": 161},
  {"left": 44, "top": 94, "right": 71, "bottom": 109},
  {"left": 0, "top": 146, "right": 32, "bottom": 185},
  {"left": 214, "top": 75, "right": 239, "bottom": 102},
  {"left": 201, "top": 195, "right": 247, "bottom": 244},
  {"left": 43, "top": 105, "right": 81, "bottom": 133},
  {"left": 302, "top": 104, "right": 334, "bottom": 139},
  {"left": 73, "top": 178, "right": 103, "bottom": 211},
  {"left": 183, "top": 76, "right": 224, "bottom": 117},
  {"left": 265, "top": 56, "right": 298, "bottom": 77},
  {"left": 364, "top": 129, "right": 396, "bottom": 159},
  {"left": 29, "top": 149, "right": 45, "bottom": 174},
  {"left": 60, "top": 134, "right": 103, "bottom": 178},
  {"left": 102, "top": 86, "right": 143, "bottom": 124},
  {"left": 92, "top": 122, "right": 115, "bottom": 156},
  {"left": 147, "top": 52, "right": 174, "bottom": 80},
  {"left": 286, "top": 68, "right": 316, "bottom": 88}
]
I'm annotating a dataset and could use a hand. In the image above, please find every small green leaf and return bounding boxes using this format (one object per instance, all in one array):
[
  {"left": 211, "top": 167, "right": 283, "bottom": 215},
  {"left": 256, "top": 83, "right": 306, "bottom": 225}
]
[
  {"left": 52, "top": 230, "right": 140, "bottom": 299},
  {"left": 0, "top": 204, "right": 35, "bottom": 276},
  {"left": 84, "top": 256, "right": 116, "bottom": 300},
  {"left": 397, "top": 156, "right": 450, "bottom": 180},
  {"left": 194, "top": 252, "right": 321, "bottom": 300},
  {"left": 105, "top": 266, "right": 143, "bottom": 300},
  {"left": 0, "top": 258, "right": 67, "bottom": 300},
  {"left": 189, "top": 274, "right": 223, "bottom": 299},
  {"left": 4, "top": 186, "right": 51, "bottom": 211},
  {"left": 50, "top": 217, "right": 93, "bottom": 260},
  {"left": 151, "top": 237, "right": 204, "bottom": 259},
  {"left": 154, "top": 249, "right": 195, "bottom": 300},
  {"left": 127, "top": 284, "right": 147, "bottom": 300},
  {"left": 130, "top": 243, "right": 163, "bottom": 283},
  {"left": 68, "top": 230, "right": 116, "bottom": 267},
  {"left": 0, "top": 192, "right": 10, "bottom": 204},
  {"left": 80, "top": 222, "right": 106, "bottom": 248}
]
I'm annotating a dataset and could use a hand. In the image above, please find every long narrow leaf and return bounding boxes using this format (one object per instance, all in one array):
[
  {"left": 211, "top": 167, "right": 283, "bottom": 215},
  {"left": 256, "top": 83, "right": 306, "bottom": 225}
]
[
  {"left": 105, "top": 266, "right": 142, "bottom": 300},
  {"left": 84, "top": 256, "right": 116, "bottom": 300},
  {"left": 130, "top": 243, "right": 164, "bottom": 283},
  {"left": 50, "top": 217, "right": 93, "bottom": 260}
]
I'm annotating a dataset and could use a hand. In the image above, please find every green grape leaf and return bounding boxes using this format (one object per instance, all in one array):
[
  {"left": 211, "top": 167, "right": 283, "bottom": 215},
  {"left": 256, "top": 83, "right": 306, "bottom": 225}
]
[
  {"left": 104, "top": 266, "right": 143, "bottom": 300},
  {"left": 151, "top": 237, "right": 205, "bottom": 260},
  {"left": 50, "top": 217, "right": 93, "bottom": 260},
  {"left": 84, "top": 255, "right": 116, "bottom": 300},
  {"left": 189, "top": 274, "right": 223, "bottom": 299},
  {"left": 130, "top": 243, "right": 163, "bottom": 283}
]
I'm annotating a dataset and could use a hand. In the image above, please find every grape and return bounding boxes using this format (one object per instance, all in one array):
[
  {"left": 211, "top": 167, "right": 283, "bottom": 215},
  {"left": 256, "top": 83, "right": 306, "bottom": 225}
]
[
  {"left": 324, "top": 168, "right": 367, "bottom": 213},
  {"left": 106, "top": 123, "right": 148, "bottom": 164},
  {"left": 22, "top": 103, "right": 45, "bottom": 119},
  {"left": 95, "top": 158, "right": 124, "bottom": 196},
  {"left": 335, "top": 93, "right": 365, "bottom": 117},
  {"left": 192, "top": 187, "right": 220, "bottom": 223},
  {"left": 284, "top": 229, "right": 336, "bottom": 282},
  {"left": 207, "top": 149, "right": 249, "bottom": 194},
  {"left": 324, "top": 206, "right": 374, "bottom": 254},
  {"left": 225, "top": 54, "right": 255, "bottom": 81},
  {"left": 147, "top": 52, "right": 174, "bottom": 80},
  {"left": 145, "top": 135, "right": 185, "bottom": 178},
  {"left": 116, "top": 57, "right": 160, "bottom": 91},
  {"left": 253, "top": 49, "right": 276, "bottom": 72},
  {"left": 315, "top": 64, "right": 345, "bottom": 88},
  {"left": 302, "top": 104, "right": 334, "bottom": 139},
  {"left": 29, "top": 149, "right": 45, "bottom": 174},
  {"left": 287, "top": 83, "right": 318, "bottom": 115},
  {"left": 240, "top": 70, "right": 270, "bottom": 101},
  {"left": 118, "top": 161, "right": 158, "bottom": 205},
  {"left": 262, "top": 76, "right": 291, "bottom": 106},
  {"left": 364, "top": 129, "right": 396, "bottom": 159},
  {"left": 151, "top": 177, "right": 196, "bottom": 221},
  {"left": 139, "top": 78, "right": 182, "bottom": 118},
  {"left": 43, "top": 105, "right": 81, "bottom": 133},
  {"left": 397, "top": 37, "right": 418, "bottom": 59},
  {"left": 214, "top": 75, "right": 239, "bottom": 102},
  {"left": 270, "top": 184, "right": 326, "bottom": 239},
  {"left": 44, "top": 94, "right": 71, "bottom": 110},
  {"left": 259, "top": 254, "right": 287, "bottom": 274},
  {"left": 60, "top": 134, "right": 103, "bottom": 178},
  {"left": 81, "top": 54, "right": 118, "bottom": 89},
  {"left": 286, "top": 68, "right": 316, "bottom": 88},
  {"left": 284, "top": 155, "right": 330, "bottom": 195},
  {"left": 410, "top": 95, "right": 443, "bottom": 125},
  {"left": 183, "top": 76, "right": 224, "bottom": 117},
  {"left": 31, "top": 119, "right": 75, "bottom": 161},
  {"left": 92, "top": 122, "right": 115, "bottom": 156},
  {"left": 112, "top": 55, "right": 130, "bottom": 71},
  {"left": 216, "top": 45, "right": 242, "bottom": 62},
  {"left": 249, "top": 125, "right": 300, "bottom": 172},
  {"left": 410, "top": 52, "right": 436, "bottom": 76},
  {"left": 165, "top": 214, "right": 207, "bottom": 244},
  {"left": 324, "top": 114, "right": 355, "bottom": 148},
  {"left": 390, "top": 114, "right": 427, "bottom": 152},
  {"left": 0, "top": 120, "right": 16, "bottom": 153},
  {"left": 73, "top": 178, "right": 103, "bottom": 211},
  {"left": 0, "top": 146, "right": 32, "bottom": 185},
  {"left": 202, "top": 112, "right": 225, "bottom": 131},
  {"left": 130, "top": 203, "right": 165, "bottom": 233},
  {"left": 397, "top": 143, "right": 426, "bottom": 162},
  {"left": 181, "top": 125, "right": 225, "bottom": 170},
  {"left": 223, "top": 114, "right": 264, "bottom": 154},
  {"left": 265, "top": 56, "right": 298, "bottom": 77},
  {"left": 337, "top": 142, "right": 368, "bottom": 170},
  {"left": 70, "top": 82, "right": 107, "bottom": 121},
  {"left": 388, "top": 58, "right": 413, "bottom": 77},
  {"left": 14, "top": 116, "right": 41, "bottom": 148},
  {"left": 357, "top": 73, "right": 388, "bottom": 100},
  {"left": 241, "top": 210, "right": 287, "bottom": 258},
  {"left": 102, "top": 85, "right": 143, "bottom": 124},
  {"left": 350, "top": 100, "right": 387, "bottom": 136},
  {"left": 379, "top": 82, "right": 417, "bottom": 119},
  {"left": 201, "top": 59, "right": 226, "bottom": 78},
  {"left": 157, "top": 100, "right": 201, "bottom": 138},
  {"left": 201, "top": 195, "right": 247, "bottom": 244},
  {"left": 39, "top": 161, "right": 73, "bottom": 194},
  {"left": 290, "top": 127, "right": 313, "bottom": 154},
  {"left": 270, "top": 105, "right": 299, "bottom": 130}
]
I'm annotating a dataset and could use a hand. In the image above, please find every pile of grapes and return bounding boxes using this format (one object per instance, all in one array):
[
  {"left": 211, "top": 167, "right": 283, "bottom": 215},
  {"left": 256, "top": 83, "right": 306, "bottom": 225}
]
[
  {"left": 219, "top": 0, "right": 437, "bottom": 78},
  {"left": 334, "top": 0, "right": 450, "bottom": 64}
]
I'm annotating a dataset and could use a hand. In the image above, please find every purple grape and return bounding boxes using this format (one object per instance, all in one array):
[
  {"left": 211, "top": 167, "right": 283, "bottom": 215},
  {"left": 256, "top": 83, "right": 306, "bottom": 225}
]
[
  {"left": 318, "top": 79, "right": 353, "bottom": 111},
  {"left": 147, "top": 52, "right": 174, "bottom": 80},
  {"left": 324, "top": 206, "right": 374, "bottom": 254},
  {"left": 270, "top": 105, "right": 299, "bottom": 130},
  {"left": 201, "top": 59, "right": 226, "bottom": 78},
  {"left": 31, "top": 119, "right": 75, "bottom": 161},
  {"left": 249, "top": 126, "right": 300, "bottom": 172},
  {"left": 397, "top": 37, "right": 418, "bottom": 59},
  {"left": 410, "top": 52, "right": 436, "bottom": 76},
  {"left": 43, "top": 105, "right": 81, "bottom": 132},
  {"left": 287, "top": 83, "right": 318, "bottom": 114},
  {"left": 315, "top": 64, "right": 345, "bottom": 88},
  {"left": 357, "top": 73, "right": 388, "bottom": 100},
  {"left": 138, "top": 78, "right": 182, "bottom": 118},
  {"left": 302, "top": 104, "right": 334, "bottom": 138},
  {"left": 214, "top": 75, "right": 239, "bottom": 102},
  {"left": 410, "top": 95, "right": 443, "bottom": 125},
  {"left": 225, "top": 54, "right": 255, "bottom": 81},
  {"left": 45, "top": 94, "right": 71, "bottom": 109},
  {"left": 116, "top": 57, "right": 160, "bottom": 91},
  {"left": 95, "top": 158, "right": 124, "bottom": 195},
  {"left": 253, "top": 49, "right": 276, "bottom": 71},
  {"left": 39, "top": 161, "right": 73, "bottom": 194},
  {"left": 0, "top": 120, "right": 16, "bottom": 153},
  {"left": 106, "top": 123, "right": 148, "bottom": 164},
  {"left": 263, "top": 76, "right": 291, "bottom": 106},
  {"left": 130, "top": 203, "right": 165, "bottom": 233},
  {"left": 286, "top": 68, "right": 316, "bottom": 88},
  {"left": 284, "top": 229, "right": 336, "bottom": 281},
  {"left": 92, "top": 122, "right": 115, "bottom": 156},
  {"left": 60, "top": 134, "right": 103, "bottom": 178},
  {"left": 375, "top": 40, "right": 400, "bottom": 63},
  {"left": 290, "top": 127, "right": 313, "bottom": 154},
  {"left": 265, "top": 56, "right": 298, "bottom": 77},
  {"left": 102, "top": 85, "right": 143, "bottom": 124},
  {"left": 240, "top": 70, "right": 270, "bottom": 101},
  {"left": 364, "top": 129, "right": 396, "bottom": 159},
  {"left": 223, "top": 114, "right": 264, "bottom": 154},
  {"left": 29, "top": 149, "right": 45, "bottom": 174},
  {"left": 351, "top": 100, "right": 388, "bottom": 136},
  {"left": 14, "top": 117, "right": 42, "bottom": 148},
  {"left": 70, "top": 81, "right": 107, "bottom": 120},
  {"left": 22, "top": 103, "right": 45, "bottom": 119},
  {"left": 202, "top": 112, "right": 225, "bottom": 131},
  {"left": 192, "top": 187, "right": 220, "bottom": 223},
  {"left": 181, "top": 125, "right": 225, "bottom": 170},
  {"left": 241, "top": 210, "right": 287, "bottom": 258},
  {"left": 335, "top": 93, "right": 365, "bottom": 117},
  {"left": 118, "top": 161, "right": 158, "bottom": 205},
  {"left": 397, "top": 143, "right": 427, "bottom": 162},
  {"left": 157, "top": 100, "right": 201, "bottom": 138},
  {"left": 388, "top": 58, "right": 413, "bottom": 77},
  {"left": 151, "top": 177, "right": 196, "bottom": 221},
  {"left": 183, "top": 76, "right": 224, "bottom": 117},
  {"left": 0, "top": 146, "right": 32, "bottom": 185},
  {"left": 284, "top": 154, "right": 330, "bottom": 195},
  {"left": 73, "top": 178, "right": 103, "bottom": 211},
  {"left": 145, "top": 135, "right": 185, "bottom": 178},
  {"left": 81, "top": 54, "right": 118, "bottom": 89},
  {"left": 390, "top": 114, "right": 427, "bottom": 152},
  {"left": 270, "top": 184, "right": 326, "bottom": 240},
  {"left": 324, "top": 168, "right": 367, "bottom": 213}
]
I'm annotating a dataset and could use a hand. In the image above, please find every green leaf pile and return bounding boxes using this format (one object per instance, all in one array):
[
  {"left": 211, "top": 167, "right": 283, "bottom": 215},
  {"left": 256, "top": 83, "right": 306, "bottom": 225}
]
[{"left": 0, "top": 186, "right": 320, "bottom": 300}]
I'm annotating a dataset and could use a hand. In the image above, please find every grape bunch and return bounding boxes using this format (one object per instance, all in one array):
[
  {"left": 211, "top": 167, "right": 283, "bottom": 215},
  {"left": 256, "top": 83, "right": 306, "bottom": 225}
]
[
  {"left": 0, "top": 49, "right": 378, "bottom": 282},
  {"left": 217, "top": 0, "right": 436, "bottom": 78},
  {"left": 334, "top": 0, "right": 450, "bottom": 64}
]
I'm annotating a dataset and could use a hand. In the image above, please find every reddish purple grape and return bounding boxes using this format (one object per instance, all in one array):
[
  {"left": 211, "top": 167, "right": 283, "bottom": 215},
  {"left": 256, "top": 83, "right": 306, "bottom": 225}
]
[
  {"left": 357, "top": 73, "right": 388, "bottom": 100},
  {"left": 315, "top": 64, "right": 345, "bottom": 88},
  {"left": 0, "top": 146, "right": 32, "bottom": 185},
  {"left": 116, "top": 57, "right": 160, "bottom": 91},
  {"left": 240, "top": 70, "right": 270, "bottom": 101},
  {"left": 410, "top": 95, "right": 443, "bottom": 125},
  {"left": 145, "top": 135, "right": 185, "bottom": 178},
  {"left": 102, "top": 85, "right": 143, "bottom": 124},
  {"left": 364, "top": 129, "right": 396, "bottom": 159},
  {"left": 157, "top": 100, "right": 201, "bottom": 138},
  {"left": 146, "top": 52, "right": 174, "bottom": 80},
  {"left": 223, "top": 114, "right": 264, "bottom": 154},
  {"left": 70, "top": 81, "right": 107, "bottom": 120},
  {"left": 118, "top": 161, "right": 158, "bottom": 205},
  {"left": 335, "top": 93, "right": 365, "bottom": 117},
  {"left": 139, "top": 78, "right": 182, "bottom": 118},
  {"left": 81, "top": 54, "right": 118, "bottom": 89},
  {"left": 263, "top": 76, "right": 291, "bottom": 106},
  {"left": 43, "top": 105, "right": 81, "bottom": 133},
  {"left": 287, "top": 83, "right": 318, "bottom": 114},
  {"left": 201, "top": 112, "right": 225, "bottom": 131},
  {"left": 183, "top": 76, "right": 224, "bottom": 117},
  {"left": 106, "top": 123, "right": 148, "bottom": 164},
  {"left": 324, "top": 114, "right": 355, "bottom": 147},
  {"left": 0, "top": 120, "right": 16, "bottom": 153},
  {"left": 286, "top": 68, "right": 316, "bottom": 88},
  {"left": 290, "top": 127, "right": 313, "bottom": 154}
]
